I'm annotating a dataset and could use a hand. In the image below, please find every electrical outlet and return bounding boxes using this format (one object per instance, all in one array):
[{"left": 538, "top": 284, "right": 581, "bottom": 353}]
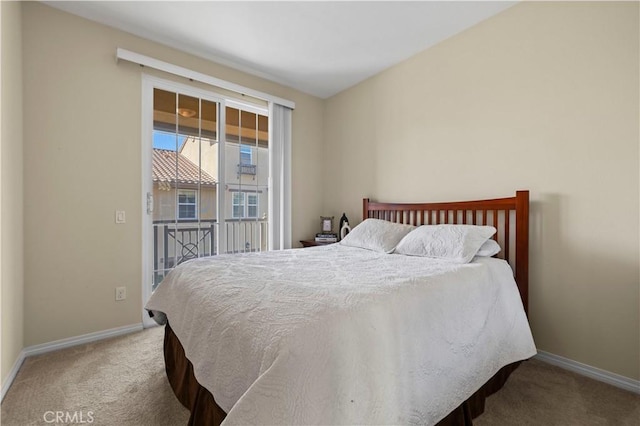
[{"left": 115, "top": 286, "right": 126, "bottom": 301}]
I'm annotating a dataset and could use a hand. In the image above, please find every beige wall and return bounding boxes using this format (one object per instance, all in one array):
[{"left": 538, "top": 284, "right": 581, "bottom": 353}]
[
  {"left": 324, "top": 2, "right": 639, "bottom": 380},
  {"left": 22, "top": 2, "right": 324, "bottom": 346},
  {"left": 179, "top": 137, "right": 219, "bottom": 188},
  {"left": 1, "top": 1, "right": 25, "bottom": 385}
]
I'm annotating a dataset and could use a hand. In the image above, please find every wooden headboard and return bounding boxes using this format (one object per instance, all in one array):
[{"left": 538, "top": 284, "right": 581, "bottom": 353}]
[{"left": 363, "top": 190, "right": 529, "bottom": 315}]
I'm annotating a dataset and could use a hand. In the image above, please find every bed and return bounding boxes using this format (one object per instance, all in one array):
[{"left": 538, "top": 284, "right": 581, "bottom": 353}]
[{"left": 146, "top": 190, "right": 535, "bottom": 425}]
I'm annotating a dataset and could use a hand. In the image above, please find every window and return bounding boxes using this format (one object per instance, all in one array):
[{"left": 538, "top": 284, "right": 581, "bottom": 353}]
[
  {"left": 232, "top": 191, "right": 258, "bottom": 218},
  {"left": 178, "top": 190, "right": 197, "bottom": 220},
  {"left": 232, "top": 192, "right": 244, "bottom": 218},
  {"left": 247, "top": 194, "right": 258, "bottom": 218},
  {"left": 240, "top": 145, "right": 252, "bottom": 165},
  {"left": 143, "top": 74, "right": 291, "bottom": 328}
]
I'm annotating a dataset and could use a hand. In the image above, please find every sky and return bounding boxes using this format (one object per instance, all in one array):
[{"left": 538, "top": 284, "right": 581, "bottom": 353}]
[{"left": 153, "top": 131, "right": 184, "bottom": 151}]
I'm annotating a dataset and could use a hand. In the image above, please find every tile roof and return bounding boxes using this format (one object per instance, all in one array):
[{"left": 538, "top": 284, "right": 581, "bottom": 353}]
[{"left": 152, "top": 149, "right": 217, "bottom": 188}]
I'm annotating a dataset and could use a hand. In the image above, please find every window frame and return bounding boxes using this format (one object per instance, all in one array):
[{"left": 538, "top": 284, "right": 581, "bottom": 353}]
[
  {"left": 177, "top": 189, "right": 198, "bottom": 220},
  {"left": 247, "top": 193, "right": 258, "bottom": 218},
  {"left": 143, "top": 74, "right": 289, "bottom": 330},
  {"left": 231, "top": 191, "right": 258, "bottom": 219},
  {"left": 232, "top": 191, "right": 245, "bottom": 219}
]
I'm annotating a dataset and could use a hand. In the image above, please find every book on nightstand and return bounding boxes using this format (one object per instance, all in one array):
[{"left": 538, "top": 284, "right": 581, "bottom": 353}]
[{"left": 315, "top": 233, "right": 338, "bottom": 243}]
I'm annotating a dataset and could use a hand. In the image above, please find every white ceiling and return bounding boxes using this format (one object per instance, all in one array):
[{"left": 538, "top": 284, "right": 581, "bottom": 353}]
[{"left": 44, "top": 1, "right": 515, "bottom": 99}]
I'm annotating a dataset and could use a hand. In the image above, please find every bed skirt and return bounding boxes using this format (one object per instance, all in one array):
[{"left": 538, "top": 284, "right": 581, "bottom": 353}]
[{"left": 164, "top": 324, "right": 521, "bottom": 426}]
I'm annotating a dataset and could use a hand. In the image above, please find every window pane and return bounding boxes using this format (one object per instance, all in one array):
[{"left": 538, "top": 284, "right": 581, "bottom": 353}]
[
  {"left": 178, "top": 191, "right": 196, "bottom": 204},
  {"left": 241, "top": 110, "right": 257, "bottom": 144},
  {"left": 226, "top": 107, "right": 240, "bottom": 143},
  {"left": 201, "top": 99, "right": 218, "bottom": 141},
  {"left": 257, "top": 114, "right": 268, "bottom": 148},
  {"left": 178, "top": 94, "right": 200, "bottom": 137},
  {"left": 178, "top": 190, "right": 197, "bottom": 220},
  {"left": 240, "top": 146, "right": 252, "bottom": 165},
  {"left": 233, "top": 206, "right": 244, "bottom": 218},
  {"left": 153, "top": 88, "right": 177, "bottom": 133},
  {"left": 247, "top": 194, "right": 257, "bottom": 218},
  {"left": 179, "top": 205, "right": 196, "bottom": 219},
  {"left": 153, "top": 130, "right": 185, "bottom": 151}
]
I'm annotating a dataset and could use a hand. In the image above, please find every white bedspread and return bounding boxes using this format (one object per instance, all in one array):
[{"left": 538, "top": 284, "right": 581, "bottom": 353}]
[{"left": 146, "top": 244, "right": 536, "bottom": 425}]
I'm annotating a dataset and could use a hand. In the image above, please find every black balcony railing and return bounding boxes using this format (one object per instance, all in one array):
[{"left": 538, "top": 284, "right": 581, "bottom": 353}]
[
  {"left": 237, "top": 163, "right": 257, "bottom": 176},
  {"left": 152, "top": 219, "right": 268, "bottom": 289}
]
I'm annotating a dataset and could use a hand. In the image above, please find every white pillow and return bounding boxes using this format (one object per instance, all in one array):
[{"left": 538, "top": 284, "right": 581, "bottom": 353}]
[
  {"left": 340, "top": 218, "right": 415, "bottom": 253},
  {"left": 475, "top": 238, "right": 501, "bottom": 257},
  {"left": 394, "top": 225, "right": 496, "bottom": 263}
]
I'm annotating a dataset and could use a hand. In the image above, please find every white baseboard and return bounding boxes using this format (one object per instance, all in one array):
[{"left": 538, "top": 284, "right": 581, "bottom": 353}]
[
  {"left": 22, "top": 323, "right": 143, "bottom": 357},
  {"left": 536, "top": 350, "right": 640, "bottom": 395},
  {"left": 1, "top": 350, "right": 26, "bottom": 402},
  {"left": 1, "top": 323, "right": 142, "bottom": 401}
]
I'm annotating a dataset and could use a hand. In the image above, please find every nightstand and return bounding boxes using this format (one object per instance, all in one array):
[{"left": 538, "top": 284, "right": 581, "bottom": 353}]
[{"left": 299, "top": 240, "right": 336, "bottom": 248}]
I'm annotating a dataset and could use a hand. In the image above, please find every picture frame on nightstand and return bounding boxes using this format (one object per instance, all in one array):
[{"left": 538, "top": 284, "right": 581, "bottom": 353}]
[{"left": 320, "top": 216, "right": 334, "bottom": 234}]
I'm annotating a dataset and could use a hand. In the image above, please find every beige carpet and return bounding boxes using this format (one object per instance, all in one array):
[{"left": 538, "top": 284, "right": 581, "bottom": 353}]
[
  {"left": 2, "top": 327, "right": 638, "bottom": 425},
  {"left": 475, "top": 359, "right": 639, "bottom": 426},
  {"left": 1, "top": 327, "right": 189, "bottom": 426}
]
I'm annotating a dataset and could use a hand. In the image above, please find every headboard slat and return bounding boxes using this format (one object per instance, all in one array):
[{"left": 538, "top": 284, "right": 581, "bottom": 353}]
[
  {"left": 492, "top": 210, "right": 498, "bottom": 236},
  {"left": 505, "top": 210, "right": 511, "bottom": 265}
]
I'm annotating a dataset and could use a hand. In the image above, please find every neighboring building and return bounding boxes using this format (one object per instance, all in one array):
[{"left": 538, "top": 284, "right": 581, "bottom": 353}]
[
  {"left": 179, "top": 136, "right": 269, "bottom": 222},
  {"left": 152, "top": 148, "right": 217, "bottom": 222}
]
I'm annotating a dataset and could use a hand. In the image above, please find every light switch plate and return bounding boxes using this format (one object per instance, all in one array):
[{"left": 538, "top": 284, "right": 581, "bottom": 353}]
[{"left": 115, "top": 210, "right": 126, "bottom": 224}]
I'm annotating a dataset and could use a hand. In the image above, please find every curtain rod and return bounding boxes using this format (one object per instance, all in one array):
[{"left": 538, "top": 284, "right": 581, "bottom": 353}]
[{"left": 116, "top": 48, "right": 296, "bottom": 110}]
